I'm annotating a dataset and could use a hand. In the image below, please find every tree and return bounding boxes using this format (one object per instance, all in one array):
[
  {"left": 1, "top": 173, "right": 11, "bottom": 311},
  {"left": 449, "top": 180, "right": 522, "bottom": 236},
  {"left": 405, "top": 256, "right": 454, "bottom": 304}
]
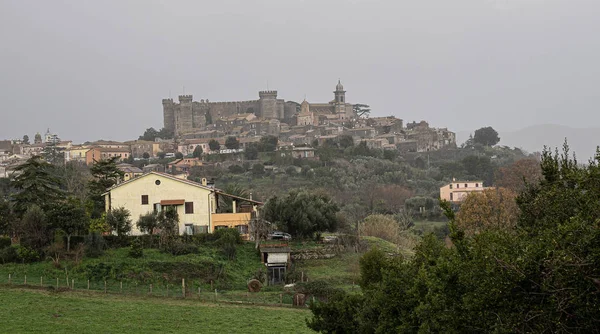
[
  {"left": 473, "top": 126, "right": 500, "bottom": 146},
  {"left": 244, "top": 143, "right": 259, "bottom": 160},
  {"left": 175, "top": 152, "right": 184, "bottom": 159},
  {"left": 192, "top": 145, "right": 203, "bottom": 158},
  {"left": 157, "top": 127, "right": 174, "bottom": 140},
  {"left": 0, "top": 200, "right": 14, "bottom": 236},
  {"left": 34, "top": 133, "right": 42, "bottom": 144},
  {"left": 142, "top": 152, "right": 150, "bottom": 159},
  {"left": 353, "top": 104, "right": 371, "bottom": 118},
  {"left": 11, "top": 156, "right": 65, "bottom": 215},
  {"left": 22, "top": 135, "right": 29, "bottom": 145},
  {"left": 258, "top": 135, "right": 278, "bottom": 152},
  {"left": 41, "top": 141, "right": 65, "bottom": 166},
  {"left": 495, "top": 158, "right": 542, "bottom": 193},
  {"left": 359, "top": 214, "right": 410, "bottom": 245},
  {"left": 16, "top": 205, "right": 49, "bottom": 253},
  {"left": 455, "top": 187, "right": 519, "bottom": 235},
  {"left": 59, "top": 161, "right": 91, "bottom": 203},
  {"left": 262, "top": 189, "right": 339, "bottom": 239},
  {"left": 251, "top": 163, "right": 264, "bottom": 176},
  {"left": 88, "top": 157, "right": 124, "bottom": 218},
  {"left": 208, "top": 139, "right": 221, "bottom": 152},
  {"left": 157, "top": 206, "right": 179, "bottom": 248},
  {"left": 225, "top": 136, "right": 240, "bottom": 150},
  {"left": 157, "top": 151, "right": 166, "bottom": 159},
  {"left": 338, "top": 135, "right": 354, "bottom": 149},
  {"left": 136, "top": 212, "right": 158, "bottom": 235},
  {"left": 47, "top": 198, "right": 89, "bottom": 251},
  {"left": 106, "top": 207, "right": 132, "bottom": 236},
  {"left": 138, "top": 127, "right": 159, "bottom": 141},
  {"left": 218, "top": 184, "right": 249, "bottom": 213}
]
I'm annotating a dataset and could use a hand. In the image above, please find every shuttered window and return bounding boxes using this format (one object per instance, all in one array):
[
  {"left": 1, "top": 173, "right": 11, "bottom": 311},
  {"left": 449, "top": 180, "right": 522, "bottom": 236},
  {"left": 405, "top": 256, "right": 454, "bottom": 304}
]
[
  {"left": 185, "top": 202, "right": 194, "bottom": 214},
  {"left": 141, "top": 195, "right": 149, "bottom": 205}
]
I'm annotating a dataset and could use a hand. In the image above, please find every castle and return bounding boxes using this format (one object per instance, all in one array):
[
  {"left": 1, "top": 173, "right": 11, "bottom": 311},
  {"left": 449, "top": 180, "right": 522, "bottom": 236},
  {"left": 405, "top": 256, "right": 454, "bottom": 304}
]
[{"left": 162, "top": 81, "right": 355, "bottom": 136}]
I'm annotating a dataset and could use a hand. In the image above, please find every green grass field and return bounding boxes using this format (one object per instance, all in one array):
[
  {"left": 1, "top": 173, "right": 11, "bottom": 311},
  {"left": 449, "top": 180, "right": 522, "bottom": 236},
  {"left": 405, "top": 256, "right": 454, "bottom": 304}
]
[{"left": 0, "top": 287, "right": 313, "bottom": 333}]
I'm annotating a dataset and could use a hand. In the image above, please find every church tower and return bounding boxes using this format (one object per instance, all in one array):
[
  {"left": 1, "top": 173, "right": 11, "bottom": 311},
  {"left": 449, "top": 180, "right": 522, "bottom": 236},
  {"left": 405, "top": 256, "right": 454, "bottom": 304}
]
[{"left": 334, "top": 80, "right": 346, "bottom": 103}]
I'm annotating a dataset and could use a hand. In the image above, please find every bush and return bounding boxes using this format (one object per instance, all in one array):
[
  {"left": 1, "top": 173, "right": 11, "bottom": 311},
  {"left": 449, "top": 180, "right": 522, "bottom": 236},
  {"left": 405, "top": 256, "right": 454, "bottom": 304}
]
[
  {"left": 295, "top": 280, "right": 342, "bottom": 302},
  {"left": 63, "top": 235, "right": 85, "bottom": 250},
  {"left": 103, "top": 235, "right": 131, "bottom": 248},
  {"left": 165, "top": 242, "right": 198, "bottom": 256},
  {"left": 84, "top": 233, "right": 106, "bottom": 258},
  {"left": 0, "top": 245, "right": 19, "bottom": 264},
  {"left": 129, "top": 238, "right": 144, "bottom": 258},
  {"left": 16, "top": 245, "right": 40, "bottom": 263},
  {"left": 0, "top": 236, "right": 11, "bottom": 248}
]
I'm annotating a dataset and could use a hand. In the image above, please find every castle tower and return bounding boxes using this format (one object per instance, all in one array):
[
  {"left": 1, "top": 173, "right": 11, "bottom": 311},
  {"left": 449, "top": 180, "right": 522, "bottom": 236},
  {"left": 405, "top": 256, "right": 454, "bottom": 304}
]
[
  {"left": 334, "top": 80, "right": 346, "bottom": 103},
  {"left": 162, "top": 98, "right": 175, "bottom": 133},
  {"left": 177, "top": 95, "right": 193, "bottom": 135},
  {"left": 259, "top": 90, "right": 278, "bottom": 119}
]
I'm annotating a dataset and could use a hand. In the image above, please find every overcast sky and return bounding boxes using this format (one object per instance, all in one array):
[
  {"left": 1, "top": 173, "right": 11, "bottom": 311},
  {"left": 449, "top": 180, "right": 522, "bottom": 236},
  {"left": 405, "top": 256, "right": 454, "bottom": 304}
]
[{"left": 1, "top": 0, "right": 599, "bottom": 143}]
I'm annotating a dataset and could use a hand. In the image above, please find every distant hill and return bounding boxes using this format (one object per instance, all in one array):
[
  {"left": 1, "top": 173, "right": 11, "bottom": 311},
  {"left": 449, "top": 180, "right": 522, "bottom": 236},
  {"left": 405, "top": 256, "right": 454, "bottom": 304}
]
[{"left": 456, "top": 125, "right": 600, "bottom": 160}]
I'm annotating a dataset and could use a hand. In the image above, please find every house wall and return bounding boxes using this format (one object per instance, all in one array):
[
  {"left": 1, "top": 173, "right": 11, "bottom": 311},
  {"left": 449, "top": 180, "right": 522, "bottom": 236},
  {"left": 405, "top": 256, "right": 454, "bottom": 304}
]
[
  {"left": 440, "top": 181, "right": 486, "bottom": 202},
  {"left": 106, "top": 174, "right": 214, "bottom": 235},
  {"left": 211, "top": 212, "right": 252, "bottom": 232}
]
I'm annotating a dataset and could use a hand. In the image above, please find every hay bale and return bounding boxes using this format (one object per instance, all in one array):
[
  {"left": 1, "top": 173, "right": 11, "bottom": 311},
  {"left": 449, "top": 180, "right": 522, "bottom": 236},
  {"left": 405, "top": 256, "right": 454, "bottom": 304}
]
[{"left": 247, "top": 279, "right": 262, "bottom": 292}]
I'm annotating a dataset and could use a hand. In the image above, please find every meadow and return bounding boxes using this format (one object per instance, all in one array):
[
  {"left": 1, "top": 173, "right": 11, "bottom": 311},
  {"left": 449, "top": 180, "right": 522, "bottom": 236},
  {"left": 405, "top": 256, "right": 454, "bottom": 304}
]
[{"left": 0, "top": 287, "right": 313, "bottom": 333}]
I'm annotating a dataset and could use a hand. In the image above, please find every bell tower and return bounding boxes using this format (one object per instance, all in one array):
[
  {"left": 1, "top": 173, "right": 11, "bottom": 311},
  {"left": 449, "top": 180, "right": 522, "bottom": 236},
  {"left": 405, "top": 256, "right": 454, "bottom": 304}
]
[{"left": 334, "top": 80, "right": 346, "bottom": 103}]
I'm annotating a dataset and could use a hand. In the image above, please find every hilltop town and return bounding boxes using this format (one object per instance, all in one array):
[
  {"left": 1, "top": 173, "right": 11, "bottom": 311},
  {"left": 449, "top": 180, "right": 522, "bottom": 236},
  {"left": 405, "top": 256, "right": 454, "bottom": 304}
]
[{"left": 0, "top": 81, "right": 455, "bottom": 177}]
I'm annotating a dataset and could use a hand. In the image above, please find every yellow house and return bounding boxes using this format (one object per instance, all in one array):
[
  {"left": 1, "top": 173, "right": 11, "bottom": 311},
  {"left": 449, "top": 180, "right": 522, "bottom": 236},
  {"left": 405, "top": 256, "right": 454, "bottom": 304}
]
[
  {"left": 116, "top": 163, "right": 144, "bottom": 181},
  {"left": 440, "top": 179, "right": 489, "bottom": 202},
  {"left": 66, "top": 146, "right": 90, "bottom": 163},
  {"left": 103, "top": 172, "right": 261, "bottom": 237}
]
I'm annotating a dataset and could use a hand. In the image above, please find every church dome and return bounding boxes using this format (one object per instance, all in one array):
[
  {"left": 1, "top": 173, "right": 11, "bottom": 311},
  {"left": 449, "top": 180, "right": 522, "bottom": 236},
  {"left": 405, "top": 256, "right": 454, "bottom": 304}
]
[{"left": 336, "top": 80, "right": 344, "bottom": 91}]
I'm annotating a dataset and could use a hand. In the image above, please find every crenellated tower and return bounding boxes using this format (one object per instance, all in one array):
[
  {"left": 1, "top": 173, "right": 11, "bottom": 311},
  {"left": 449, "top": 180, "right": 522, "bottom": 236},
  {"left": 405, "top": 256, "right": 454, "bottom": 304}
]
[
  {"left": 176, "top": 95, "right": 193, "bottom": 135},
  {"left": 162, "top": 98, "right": 175, "bottom": 133},
  {"left": 259, "top": 90, "right": 278, "bottom": 119}
]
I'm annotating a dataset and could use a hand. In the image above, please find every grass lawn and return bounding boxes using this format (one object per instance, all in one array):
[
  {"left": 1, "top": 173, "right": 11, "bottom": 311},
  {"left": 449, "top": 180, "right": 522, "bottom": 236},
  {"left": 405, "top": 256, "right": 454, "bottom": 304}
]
[{"left": 0, "top": 287, "right": 313, "bottom": 333}]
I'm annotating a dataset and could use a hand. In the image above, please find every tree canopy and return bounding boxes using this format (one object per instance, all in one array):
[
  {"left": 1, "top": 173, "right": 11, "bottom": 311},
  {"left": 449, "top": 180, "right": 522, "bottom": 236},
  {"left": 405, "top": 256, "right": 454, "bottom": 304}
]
[
  {"left": 262, "top": 189, "right": 339, "bottom": 238},
  {"left": 11, "top": 156, "right": 64, "bottom": 215},
  {"left": 208, "top": 139, "right": 221, "bottom": 151},
  {"left": 473, "top": 126, "right": 500, "bottom": 146},
  {"left": 225, "top": 136, "right": 240, "bottom": 150},
  {"left": 192, "top": 145, "right": 203, "bottom": 158}
]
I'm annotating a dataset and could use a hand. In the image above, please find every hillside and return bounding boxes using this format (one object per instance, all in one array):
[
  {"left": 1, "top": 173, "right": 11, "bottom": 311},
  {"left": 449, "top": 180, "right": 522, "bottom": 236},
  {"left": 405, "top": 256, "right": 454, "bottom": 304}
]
[{"left": 457, "top": 124, "right": 600, "bottom": 160}]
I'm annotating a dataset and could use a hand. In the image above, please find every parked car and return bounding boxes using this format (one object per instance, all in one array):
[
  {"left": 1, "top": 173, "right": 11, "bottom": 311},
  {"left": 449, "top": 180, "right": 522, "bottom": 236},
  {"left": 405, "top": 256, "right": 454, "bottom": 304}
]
[{"left": 269, "top": 231, "right": 292, "bottom": 241}]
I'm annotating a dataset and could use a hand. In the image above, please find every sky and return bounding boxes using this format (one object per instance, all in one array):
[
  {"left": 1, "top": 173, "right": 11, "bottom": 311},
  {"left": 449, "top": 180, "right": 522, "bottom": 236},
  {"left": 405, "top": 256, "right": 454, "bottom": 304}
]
[{"left": 1, "top": 0, "right": 599, "bottom": 144}]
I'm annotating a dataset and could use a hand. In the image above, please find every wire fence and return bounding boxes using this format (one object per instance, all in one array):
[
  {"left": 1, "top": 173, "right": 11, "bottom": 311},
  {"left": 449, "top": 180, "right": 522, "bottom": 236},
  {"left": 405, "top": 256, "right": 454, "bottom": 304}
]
[{"left": 0, "top": 273, "right": 303, "bottom": 307}]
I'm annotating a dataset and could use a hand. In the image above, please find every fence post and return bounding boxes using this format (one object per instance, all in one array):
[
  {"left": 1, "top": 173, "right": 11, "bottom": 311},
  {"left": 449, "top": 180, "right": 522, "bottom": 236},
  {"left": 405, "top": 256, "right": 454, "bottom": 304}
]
[
  {"left": 280, "top": 293, "right": 283, "bottom": 306},
  {"left": 104, "top": 280, "right": 107, "bottom": 293},
  {"left": 87, "top": 280, "right": 90, "bottom": 290},
  {"left": 72, "top": 279, "right": 74, "bottom": 289},
  {"left": 120, "top": 281, "right": 123, "bottom": 294},
  {"left": 214, "top": 289, "right": 217, "bottom": 301},
  {"left": 56, "top": 277, "right": 58, "bottom": 289},
  {"left": 24, "top": 275, "right": 27, "bottom": 285},
  {"left": 182, "top": 279, "right": 185, "bottom": 298},
  {"left": 40, "top": 276, "right": 43, "bottom": 287},
  {"left": 150, "top": 284, "right": 153, "bottom": 296},
  {"left": 8, "top": 274, "right": 11, "bottom": 284},
  {"left": 198, "top": 287, "right": 201, "bottom": 299}
]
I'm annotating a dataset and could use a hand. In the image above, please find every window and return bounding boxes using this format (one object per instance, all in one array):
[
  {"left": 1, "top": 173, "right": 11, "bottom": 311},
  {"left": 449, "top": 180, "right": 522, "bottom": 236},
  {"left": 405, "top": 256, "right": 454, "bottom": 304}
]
[
  {"left": 141, "top": 195, "right": 149, "bottom": 205},
  {"left": 449, "top": 184, "right": 453, "bottom": 189},
  {"left": 475, "top": 183, "right": 479, "bottom": 187},
  {"left": 465, "top": 183, "right": 468, "bottom": 188},
  {"left": 155, "top": 180, "right": 161, "bottom": 185},
  {"left": 456, "top": 184, "right": 460, "bottom": 188},
  {"left": 185, "top": 202, "right": 194, "bottom": 214},
  {"left": 450, "top": 193, "right": 454, "bottom": 201}
]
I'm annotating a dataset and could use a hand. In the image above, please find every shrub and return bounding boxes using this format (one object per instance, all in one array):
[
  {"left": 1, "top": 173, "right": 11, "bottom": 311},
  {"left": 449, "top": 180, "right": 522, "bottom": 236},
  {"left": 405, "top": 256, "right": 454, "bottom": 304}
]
[
  {"left": 103, "top": 235, "right": 131, "bottom": 248},
  {"left": 84, "top": 233, "right": 106, "bottom": 258},
  {"left": 165, "top": 242, "right": 198, "bottom": 256},
  {"left": 16, "top": 245, "right": 40, "bottom": 263},
  {"left": 0, "top": 245, "right": 19, "bottom": 264},
  {"left": 129, "top": 238, "right": 144, "bottom": 258},
  {"left": 295, "top": 280, "right": 342, "bottom": 302},
  {"left": 0, "top": 236, "right": 11, "bottom": 248}
]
